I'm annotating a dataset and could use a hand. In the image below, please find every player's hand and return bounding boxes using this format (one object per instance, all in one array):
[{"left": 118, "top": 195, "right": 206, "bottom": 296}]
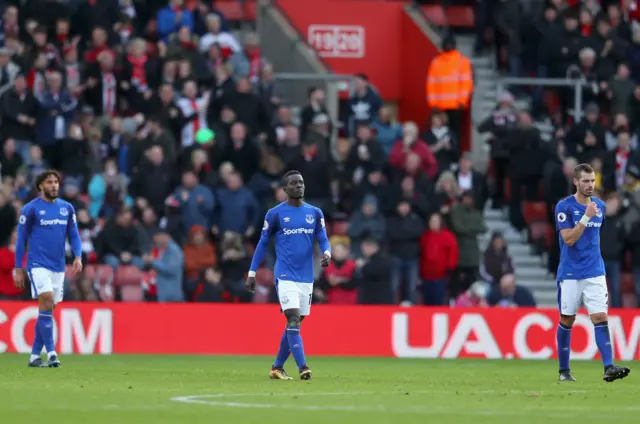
[
  {"left": 586, "top": 201, "right": 598, "bottom": 218},
  {"left": 321, "top": 252, "right": 331, "bottom": 268},
  {"left": 72, "top": 257, "right": 83, "bottom": 274},
  {"left": 245, "top": 276, "right": 256, "bottom": 293},
  {"left": 12, "top": 268, "right": 25, "bottom": 290}
]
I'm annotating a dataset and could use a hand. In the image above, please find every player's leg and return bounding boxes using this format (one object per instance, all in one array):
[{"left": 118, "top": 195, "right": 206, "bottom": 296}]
[
  {"left": 557, "top": 279, "right": 579, "bottom": 381},
  {"left": 45, "top": 271, "right": 66, "bottom": 368},
  {"left": 294, "top": 283, "right": 313, "bottom": 380},
  {"left": 29, "top": 268, "right": 57, "bottom": 367},
  {"left": 27, "top": 269, "right": 46, "bottom": 368},
  {"left": 271, "top": 280, "right": 302, "bottom": 380},
  {"left": 583, "top": 276, "right": 630, "bottom": 382}
]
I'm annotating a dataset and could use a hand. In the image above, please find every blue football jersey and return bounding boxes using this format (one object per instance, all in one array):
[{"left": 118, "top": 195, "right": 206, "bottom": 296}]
[
  {"left": 250, "top": 202, "right": 331, "bottom": 283},
  {"left": 15, "top": 198, "right": 82, "bottom": 273},
  {"left": 555, "top": 195, "right": 606, "bottom": 280}
]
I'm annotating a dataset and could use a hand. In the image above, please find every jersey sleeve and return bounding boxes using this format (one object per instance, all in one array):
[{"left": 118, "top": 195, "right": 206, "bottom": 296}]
[
  {"left": 66, "top": 204, "right": 82, "bottom": 259},
  {"left": 555, "top": 201, "right": 572, "bottom": 231},
  {"left": 315, "top": 208, "right": 331, "bottom": 255},
  {"left": 15, "top": 205, "right": 34, "bottom": 268},
  {"left": 249, "top": 208, "right": 278, "bottom": 273}
]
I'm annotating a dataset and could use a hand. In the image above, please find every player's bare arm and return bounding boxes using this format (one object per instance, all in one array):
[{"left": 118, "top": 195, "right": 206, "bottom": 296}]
[
  {"left": 560, "top": 201, "right": 598, "bottom": 246},
  {"left": 12, "top": 268, "right": 25, "bottom": 289}
]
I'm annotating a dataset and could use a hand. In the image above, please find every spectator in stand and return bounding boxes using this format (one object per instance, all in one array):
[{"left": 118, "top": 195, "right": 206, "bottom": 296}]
[
  {"left": 606, "top": 63, "right": 636, "bottom": 118},
  {"left": 347, "top": 74, "right": 382, "bottom": 133},
  {"left": 219, "top": 231, "right": 251, "bottom": 301},
  {"left": 434, "top": 170, "right": 459, "bottom": 218},
  {"left": 477, "top": 92, "right": 517, "bottom": 209},
  {"left": 182, "top": 225, "right": 217, "bottom": 301},
  {"left": 0, "top": 138, "right": 23, "bottom": 179},
  {"left": 604, "top": 130, "right": 640, "bottom": 190},
  {"left": 387, "top": 200, "right": 424, "bottom": 305},
  {"left": 1, "top": 73, "right": 37, "bottom": 161},
  {"left": 605, "top": 113, "right": 637, "bottom": 151},
  {"left": 220, "top": 122, "right": 261, "bottom": 182},
  {"left": 389, "top": 121, "right": 438, "bottom": 180},
  {"left": 0, "top": 229, "right": 24, "bottom": 300},
  {"left": 372, "top": 106, "right": 402, "bottom": 156},
  {"left": 356, "top": 236, "right": 392, "bottom": 305},
  {"left": 171, "top": 169, "right": 215, "bottom": 237},
  {"left": 194, "top": 267, "right": 224, "bottom": 302},
  {"left": 213, "top": 171, "right": 259, "bottom": 239},
  {"left": 393, "top": 175, "right": 432, "bottom": 220},
  {"left": 424, "top": 111, "right": 458, "bottom": 175},
  {"left": 0, "top": 46, "right": 20, "bottom": 84},
  {"left": 300, "top": 87, "right": 332, "bottom": 140},
  {"left": 348, "top": 195, "right": 386, "bottom": 257},
  {"left": 66, "top": 208, "right": 99, "bottom": 266},
  {"left": 0, "top": 191, "right": 16, "bottom": 247},
  {"left": 352, "top": 168, "right": 390, "bottom": 213},
  {"left": 293, "top": 139, "right": 334, "bottom": 213},
  {"left": 600, "top": 193, "right": 626, "bottom": 308},
  {"left": 199, "top": 13, "right": 240, "bottom": 57},
  {"left": 19, "top": 145, "right": 48, "bottom": 188},
  {"left": 419, "top": 212, "right": 458, "bottom": 306},
  {"left": 450, "top": 190, "right": 486, "bottom": 298},
  {"left": 87, "top": 159, "right": 132, "bottom": 219},
  {"left": 157, "top": 0, "right": 194, "bottom": 43},
  {"left": 487, "top": 274, "right": 536, "bottom": 308},
  {"left": 98, "top": 206, "right": 145, "bottom": 271},
  {"left": 229, "top": 32, "right": 264, "bottom": 83},
  {"left": 426, "top": 35, "right": 472, "bottom": 142},
  {"left": 130, "top": 144, "right": 175, "bottom": 217},
  {"left": 316, "top": 242, "right": 358, "bottom": 305},
  {"left": 480, "top": 232, "right": 515, "bottom": 285},
  {"left": 455, "top": 152, "right": 489, "bottom": 211},
  {"left": 348, "top": 123, "right": 386, "bottom": 185},
  {"left": 36, "top": 70, "right": 77, "bottom": 170},
  {"left": 566, "top": 102, "right": 606, "bottom": 161},
  {"left": 143, "top": 228, "right": 185, "bottom": 302},
  {"left": 508, "top": 111, "right": 545, "bottom": 231},
  {"left": 255, "top": 62, "right": 282, "bottom": 113}
]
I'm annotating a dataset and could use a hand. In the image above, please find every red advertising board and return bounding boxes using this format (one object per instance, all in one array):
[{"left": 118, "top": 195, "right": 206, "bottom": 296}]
[{"left": 1, "top": 302, "right": 639, "bottom": 361}]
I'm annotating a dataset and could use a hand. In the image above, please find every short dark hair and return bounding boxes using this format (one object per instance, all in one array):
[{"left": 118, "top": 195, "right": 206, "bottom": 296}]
[
  {"left": 34, "top": 170, "right": 61, "bottom": 190},
  {"left": 573, "top": 163, "right": 595, "bottom": 180},
  {"left": 282, "top": 170, "right": 301, "bottom": 186}
]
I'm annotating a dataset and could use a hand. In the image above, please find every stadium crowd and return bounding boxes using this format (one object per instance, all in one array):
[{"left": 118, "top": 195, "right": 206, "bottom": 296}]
[{"left": 478, "top": 0, "right": 640, "bottom": 308}]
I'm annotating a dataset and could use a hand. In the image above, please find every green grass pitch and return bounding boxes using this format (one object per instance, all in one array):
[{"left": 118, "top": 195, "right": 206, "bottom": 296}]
[{"left": 0, "top": 355, "right": 637, "bottom": 424}]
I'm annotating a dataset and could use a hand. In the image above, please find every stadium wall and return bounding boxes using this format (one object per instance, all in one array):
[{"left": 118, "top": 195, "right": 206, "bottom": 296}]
[{"left": 0, "top": 303, "right": 639, "bottom": 361}]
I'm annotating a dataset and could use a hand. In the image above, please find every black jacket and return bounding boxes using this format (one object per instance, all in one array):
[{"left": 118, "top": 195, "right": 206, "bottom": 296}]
[
  {"left": 387, "top": 213, "right": 424, "bottom": 259},
  {"left": 0, "top": 88, "right": 38, "bottom": 141},
  {"left": 357, "top": 251, "right": 392, "bottom": 305}
]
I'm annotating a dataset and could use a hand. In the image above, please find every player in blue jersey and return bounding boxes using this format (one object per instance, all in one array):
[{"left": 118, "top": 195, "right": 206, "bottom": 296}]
[
  {"left": 12, "top": 170, "right": 83, "bottom": 368},
  {"left": 245, "top": 170, "right": 331, "bottom": 381},
  {"left": 555, "top": 163, "right": 630, "bottom": 382}
]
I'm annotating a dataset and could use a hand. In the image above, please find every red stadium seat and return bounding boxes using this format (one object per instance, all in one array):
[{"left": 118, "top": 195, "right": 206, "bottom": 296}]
[
  {"left": 115, "top": 265, "right": 144, "bottom": 286},
  {"left": 622, "top": 293, "right": 637, "bottom": 308},
  {"left": 529, "top": 221, "right": 554, "bottom": 250},
  {"left": 99, "top": 284, "right": 115, "bottom": 302},
  {"left": 90, "top": 265, "right": 115, "bottom": 285},
  {"left": 332, "top": 221, "right": 349, "bottom": 236},
  {"left": 120, "top": 284, "right": 143, "bottom": 302},
  {"left": 522, "top": 201, "right": 547, "bottom": 225}
]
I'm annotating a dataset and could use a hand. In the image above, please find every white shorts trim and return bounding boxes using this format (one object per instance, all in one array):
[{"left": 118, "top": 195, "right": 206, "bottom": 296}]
[
  {"left": 29, "top": 268, "right": 65, "bottom": 304},
  {"left": 276, "top": 280, "right": 313, "bottom": 316},
  {"left": 558, "top": 275, "right": 608, "bottom": 316}
]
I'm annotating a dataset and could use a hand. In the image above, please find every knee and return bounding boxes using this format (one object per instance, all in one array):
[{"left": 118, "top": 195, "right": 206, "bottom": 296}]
[
  {"left": 560, "top": 314, "right": 576, "bottom": 327},
  {"left": 286, "top": 312, "right": 301, "bottom": 329},
  {"left": 591, "top": 312, "right": 608, "bottom": 325},
  {"left": 39, "top": 293, "right": 54, "bottom": 311}
]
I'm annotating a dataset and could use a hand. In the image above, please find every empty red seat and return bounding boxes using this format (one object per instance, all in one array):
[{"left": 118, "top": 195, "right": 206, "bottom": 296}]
[
  {"left": 332, "top": 221, "right": 349, "bottom": 236},
  {"left": 115, "top": 265, "right": 143, "bottom": 286},
  {"left": 99, "top": 284, "right": 115, "bottom": 302},
  {"left": 529, "top": 221, "right": 554, "bottom": 249},
  {"left": 522, "top": 201, "right": 547, "bottom": 225},
  {"left": 120, "top": 284, "right": 143, "bottom": 302}
]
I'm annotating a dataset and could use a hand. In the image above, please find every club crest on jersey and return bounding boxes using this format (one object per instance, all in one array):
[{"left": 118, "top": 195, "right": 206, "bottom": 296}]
[
  {"left": 60, "top": 208, "right": 68, "bottom": 217},
  {"left": 305, "top": 214, "right": 314, "bottom": 224}
]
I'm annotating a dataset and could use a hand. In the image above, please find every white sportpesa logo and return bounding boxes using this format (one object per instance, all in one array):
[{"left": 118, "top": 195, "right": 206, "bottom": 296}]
[
  {"left": 283, "top": 228, "right": 314, "bottom": 235},
  {"left": 40, "top": 219, "right": 68, "bottom": 226}
]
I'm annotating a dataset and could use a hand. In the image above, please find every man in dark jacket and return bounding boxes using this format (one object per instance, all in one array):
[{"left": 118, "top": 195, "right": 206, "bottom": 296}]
[
  {"left": 98, "top": 207, "right": 145, "bottom": 270},
  {"left": 356, "top": 237, "right": 392, "bottom": 305},
  {"left": 129, "top": 145, "right": 175, "bottom": 217},
  {"left": 0, "top": 73, "right": 37, "bottom": 161},
  {"left": 220, "top": 122, "right": 261, "bottom": 183},
  {"left": 220, "top": 76, "right": 270, "bottom": 137},
  {"left": 387, "top": 201, "right": 424, "bottom": 305},
  {"left": 487, "top": 274, "right": 536, "bottom": 307}
]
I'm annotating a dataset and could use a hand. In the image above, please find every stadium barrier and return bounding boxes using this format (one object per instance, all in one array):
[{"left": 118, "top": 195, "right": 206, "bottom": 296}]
[{"left": 0, "top": 303, "right": 638, "bottom": 360}]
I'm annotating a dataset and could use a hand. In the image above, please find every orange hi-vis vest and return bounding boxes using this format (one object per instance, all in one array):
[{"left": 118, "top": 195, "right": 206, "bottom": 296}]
[{"left": 426, "top": 50, "right": 473, "bottom": 111}]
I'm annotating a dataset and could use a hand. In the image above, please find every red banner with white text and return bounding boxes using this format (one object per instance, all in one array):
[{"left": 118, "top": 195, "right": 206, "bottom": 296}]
[{"left": 0, "top": 303, "right": 639, "bottom": 360}]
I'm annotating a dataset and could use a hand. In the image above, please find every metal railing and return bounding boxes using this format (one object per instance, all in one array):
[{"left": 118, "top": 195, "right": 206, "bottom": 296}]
[{"left": 496, "top": 77, "right": 589, "bottom": 122}]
